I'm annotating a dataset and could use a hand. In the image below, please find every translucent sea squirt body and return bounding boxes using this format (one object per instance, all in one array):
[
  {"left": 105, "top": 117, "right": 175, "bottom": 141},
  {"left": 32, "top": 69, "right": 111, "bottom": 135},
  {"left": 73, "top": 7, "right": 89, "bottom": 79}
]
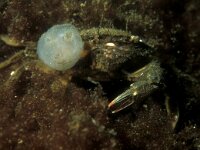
[{"left": 37, "top": 24, "right": 83, "bottom": 71}]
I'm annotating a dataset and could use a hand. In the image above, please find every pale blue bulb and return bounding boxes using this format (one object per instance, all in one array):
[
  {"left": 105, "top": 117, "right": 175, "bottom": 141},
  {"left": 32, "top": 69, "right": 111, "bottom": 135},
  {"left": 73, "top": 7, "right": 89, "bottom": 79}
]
[{"left": 37, "top": 24, "right": 83, "bottom": 71}]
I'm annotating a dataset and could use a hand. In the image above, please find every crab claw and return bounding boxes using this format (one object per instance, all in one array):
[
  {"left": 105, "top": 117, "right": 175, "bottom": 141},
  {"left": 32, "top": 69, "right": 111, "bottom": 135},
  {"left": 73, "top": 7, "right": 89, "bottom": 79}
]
[
  {"left": 108, "top": 80, "right": 159, "bottom": 113},
  {"left": 108, "top": 87, "right": 136, "bottom": 113}
]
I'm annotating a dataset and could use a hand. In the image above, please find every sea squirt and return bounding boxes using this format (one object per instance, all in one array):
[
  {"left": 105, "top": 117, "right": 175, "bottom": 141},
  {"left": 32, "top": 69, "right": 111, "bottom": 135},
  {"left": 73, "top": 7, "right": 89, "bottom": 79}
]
[{"left": 37, "top": 24, "right": 84, "bottom": 71}]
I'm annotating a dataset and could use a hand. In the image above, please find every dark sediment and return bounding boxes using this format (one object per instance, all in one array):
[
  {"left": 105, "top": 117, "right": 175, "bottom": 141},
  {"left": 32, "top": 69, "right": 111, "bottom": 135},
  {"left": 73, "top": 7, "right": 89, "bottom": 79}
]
[{"left": 0, "top": 0, "right": 199, "bottom": 149}]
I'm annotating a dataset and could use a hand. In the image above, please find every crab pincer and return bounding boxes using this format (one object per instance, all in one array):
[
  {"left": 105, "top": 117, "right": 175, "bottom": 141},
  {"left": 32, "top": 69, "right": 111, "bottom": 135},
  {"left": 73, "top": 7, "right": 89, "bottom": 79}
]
[{"left": 108, "top": 61, "right": 162, "bottom": 113}]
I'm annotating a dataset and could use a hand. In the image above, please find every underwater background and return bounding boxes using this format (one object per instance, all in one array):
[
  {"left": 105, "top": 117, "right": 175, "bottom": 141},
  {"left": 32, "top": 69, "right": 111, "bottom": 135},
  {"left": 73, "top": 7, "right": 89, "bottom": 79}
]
[{"left": 0, "top": 0, "right": 199, "bottom": 149}]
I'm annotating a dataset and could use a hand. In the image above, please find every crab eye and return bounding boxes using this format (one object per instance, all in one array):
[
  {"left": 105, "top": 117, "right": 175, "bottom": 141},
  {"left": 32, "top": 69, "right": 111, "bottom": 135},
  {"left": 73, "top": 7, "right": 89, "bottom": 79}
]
[{"left": 37, "top": 24, "right": 84, "bottom": 71}]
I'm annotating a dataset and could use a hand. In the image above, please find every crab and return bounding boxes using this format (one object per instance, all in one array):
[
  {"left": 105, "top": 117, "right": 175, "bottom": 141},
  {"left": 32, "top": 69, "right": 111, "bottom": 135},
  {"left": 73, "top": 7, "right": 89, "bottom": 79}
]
[{"left": 0, "top": 27, "right": 165, "bottom": 117}]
